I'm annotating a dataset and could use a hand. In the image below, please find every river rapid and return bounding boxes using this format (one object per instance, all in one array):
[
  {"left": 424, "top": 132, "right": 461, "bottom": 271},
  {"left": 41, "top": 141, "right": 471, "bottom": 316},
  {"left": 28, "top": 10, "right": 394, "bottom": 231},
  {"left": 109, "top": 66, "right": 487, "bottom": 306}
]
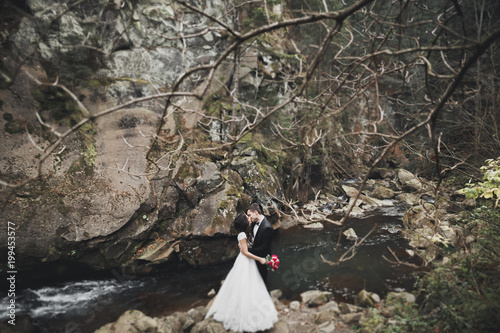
[{"left": 0, "top": 203, "right": 423, "bottom": 333}]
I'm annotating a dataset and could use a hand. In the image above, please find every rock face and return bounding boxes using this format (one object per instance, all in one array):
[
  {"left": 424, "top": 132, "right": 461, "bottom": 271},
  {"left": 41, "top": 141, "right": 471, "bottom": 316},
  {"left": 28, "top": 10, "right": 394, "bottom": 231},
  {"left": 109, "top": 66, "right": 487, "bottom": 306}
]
[
  {"left": 0, "top": 133, "right": 283, "bottom": 273},
  {"left": 0, "top": 0, "right": 291, "bottom": 274}
]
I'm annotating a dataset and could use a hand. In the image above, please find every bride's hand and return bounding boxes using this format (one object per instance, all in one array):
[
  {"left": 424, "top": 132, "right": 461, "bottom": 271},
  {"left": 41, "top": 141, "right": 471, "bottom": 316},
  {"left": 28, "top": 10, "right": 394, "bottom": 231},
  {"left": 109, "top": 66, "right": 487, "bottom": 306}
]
[{"left": 259, "top": 257, "right": 266, "bottom": 265}]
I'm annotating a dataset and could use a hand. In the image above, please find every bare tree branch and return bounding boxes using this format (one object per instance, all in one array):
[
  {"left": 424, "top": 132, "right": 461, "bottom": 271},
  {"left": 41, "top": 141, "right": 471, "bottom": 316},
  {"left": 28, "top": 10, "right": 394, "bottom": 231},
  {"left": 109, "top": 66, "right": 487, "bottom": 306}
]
[{"left": 322, "top": 224, "right": 377, "bottom": 266}]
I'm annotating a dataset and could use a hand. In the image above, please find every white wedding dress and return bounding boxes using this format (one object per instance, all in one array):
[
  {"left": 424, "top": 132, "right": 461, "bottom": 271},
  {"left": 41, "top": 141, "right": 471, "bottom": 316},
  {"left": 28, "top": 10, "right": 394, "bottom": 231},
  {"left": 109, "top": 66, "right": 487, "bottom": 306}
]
[{"left": 205, "top": 232, "right": 278, "bottom": 332}]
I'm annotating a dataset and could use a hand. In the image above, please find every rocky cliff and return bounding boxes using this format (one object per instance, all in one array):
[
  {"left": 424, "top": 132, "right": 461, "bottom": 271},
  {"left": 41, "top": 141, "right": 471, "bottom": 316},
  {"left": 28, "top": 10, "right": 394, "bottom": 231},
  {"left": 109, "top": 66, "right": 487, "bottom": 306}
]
[
  {"left": 0, "top": 0, "right": 408, "bottom": 276},
  {"left": 0, "top": 0, "right": 288, "bottom": 275}
]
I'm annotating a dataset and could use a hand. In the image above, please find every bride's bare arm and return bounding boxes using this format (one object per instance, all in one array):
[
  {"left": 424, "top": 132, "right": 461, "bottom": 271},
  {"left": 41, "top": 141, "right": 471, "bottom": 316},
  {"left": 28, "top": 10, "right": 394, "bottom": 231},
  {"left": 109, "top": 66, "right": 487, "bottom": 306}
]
[{"left": 240, "top": 238, "right": 266, "bottom": 265}]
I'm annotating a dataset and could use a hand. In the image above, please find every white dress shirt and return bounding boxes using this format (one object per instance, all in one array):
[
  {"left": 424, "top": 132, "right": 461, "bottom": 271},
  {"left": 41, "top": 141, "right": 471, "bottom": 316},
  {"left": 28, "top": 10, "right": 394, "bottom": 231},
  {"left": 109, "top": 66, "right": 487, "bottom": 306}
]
[{"left": 253, "top": 216, "right": 264, "bottom": 237}]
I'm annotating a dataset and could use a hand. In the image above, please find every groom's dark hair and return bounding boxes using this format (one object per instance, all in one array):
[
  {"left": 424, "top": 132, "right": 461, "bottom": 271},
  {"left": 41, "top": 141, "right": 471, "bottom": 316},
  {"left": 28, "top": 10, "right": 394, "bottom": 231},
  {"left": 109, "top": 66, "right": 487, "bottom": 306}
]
[{"left": 247, "top": 203, "right": 262, "bottom": 215}]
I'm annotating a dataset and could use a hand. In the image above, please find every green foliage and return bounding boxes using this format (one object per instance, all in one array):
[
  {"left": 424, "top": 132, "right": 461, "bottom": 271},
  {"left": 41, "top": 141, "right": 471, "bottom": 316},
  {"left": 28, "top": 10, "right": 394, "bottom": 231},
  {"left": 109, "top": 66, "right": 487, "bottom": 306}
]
[
  {"left": 415, "top": 207, "right": 500, "bottom": 332},
  {"left": 87, "top": 77, "right": 116, "bottom": 89},
  {"left": 0, "top": 58, "right": 13, "bottom": 90},
  {"left": 267, "top": 0, "right": 282, "bottom": 5},
  {"left": 357, "top": 194, "right": 500, "bottom": 332},
  {"left": 202, "top": 93, "right": 232, "bottom": 117},
  {"left": 357, "top": 303, "right": 432, "bottom": 333},
  {"left": 256, "top": 84, "right": 281, "bottom": 107},
  {"left": 225, "top": 185, "right": 241, "bottom": 197},
  {"left": 45, "top": 48, "right": 103, "bottom": 89},
  {"left": 56, "top": 198, "right": 71, "bottom": 215},
  {"left": 457, "top": 157, "right": 500, "bottom": 207},
  {"left": 79, "top": 121, "right": 97, "bottom": 170},
  {"left": 4, "top": 118, "right": 24, "bottom": 134},
  {"left": 66, "top": 121, "right": 97, "bottom": 176},
  {"left": 237, "top": 132, "right": 253, "bottom": 145},
  {"left": 84, "top": 140, "right": 96, "bottom": 167},
  {"left": 3, "top": 112, "right": 13, "bottom": 121},
  {"left": 242, "top": 7, "right": 268, "bottom": 31},
  {"left": 3, "top": 112, "right": 35, "bottom": 134},
  {"left": 218, "top": 199, "right": 230, "bottom": 211},
  {"left": 33, "top": 86, "right": 81, "bottom": 127}
]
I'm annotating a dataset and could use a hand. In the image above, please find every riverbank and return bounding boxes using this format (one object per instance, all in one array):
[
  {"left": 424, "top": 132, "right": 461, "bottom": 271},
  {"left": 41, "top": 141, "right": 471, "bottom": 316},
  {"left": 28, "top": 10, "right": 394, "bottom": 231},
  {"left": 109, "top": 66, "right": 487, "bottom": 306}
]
[
  {"left": 90, "top": 288, "right": 419, "bottom": 333},
  {"left": 91, "top": 290, "right": 342, "bottom": 333}
]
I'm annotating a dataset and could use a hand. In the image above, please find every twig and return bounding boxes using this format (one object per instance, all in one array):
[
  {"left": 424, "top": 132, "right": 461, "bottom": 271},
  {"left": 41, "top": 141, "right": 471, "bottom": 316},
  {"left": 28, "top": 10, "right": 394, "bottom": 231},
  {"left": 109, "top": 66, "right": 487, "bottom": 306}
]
[
  {"left": 322, "top": 224, "right": 377, "bottom": 266},
  {"left": 382, "top": 246, "right": 427, "bottom": 269}
]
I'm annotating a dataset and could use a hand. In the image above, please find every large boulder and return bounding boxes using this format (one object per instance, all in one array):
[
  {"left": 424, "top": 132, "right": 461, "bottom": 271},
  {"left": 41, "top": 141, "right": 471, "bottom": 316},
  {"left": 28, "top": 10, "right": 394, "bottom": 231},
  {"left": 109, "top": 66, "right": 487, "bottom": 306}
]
[
  {"left": 0, "top": 107, "right": 158, "bottom": 269},
  {"left": 341, "top": 185, "right": 393, "bottom": 214},
  {"left": 12, "top": 2, "right": 86, "bottom": 60},
  {"left": 338, "top": 302, "right": 363, "bottom": 314},
  {"left": 190, "top": 319, "right": 226, "bottom": 333},
  {"left": 231, "top": 155, "right": 284, "bottom": 211},
  {"left": 300, "top": 290, "right": 333, "bottom": 307},
  {"left": 314, "top": 310, "right": 334, "bottom": 324},
  {"left": 355, "top": 289, "right": 380, "bottom": 308},
  {"left": 386, "top": 291, "right": 416, "bottom": 305},
  {"left": 397, "top": 169, "right": 423, "bottom": 192},
  {"left": 94, "top": 310, "right": 173, "bottom": 333},
  {"left": 370, "top": 186, "right": 395, "bottom": 199}
]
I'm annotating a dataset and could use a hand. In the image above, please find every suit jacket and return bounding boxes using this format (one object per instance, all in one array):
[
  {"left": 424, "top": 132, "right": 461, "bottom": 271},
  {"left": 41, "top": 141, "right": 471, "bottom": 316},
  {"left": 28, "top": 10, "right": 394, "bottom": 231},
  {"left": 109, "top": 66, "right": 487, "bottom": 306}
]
[{"left": 249, "top": 217, "right": 273, "bottom": 282}]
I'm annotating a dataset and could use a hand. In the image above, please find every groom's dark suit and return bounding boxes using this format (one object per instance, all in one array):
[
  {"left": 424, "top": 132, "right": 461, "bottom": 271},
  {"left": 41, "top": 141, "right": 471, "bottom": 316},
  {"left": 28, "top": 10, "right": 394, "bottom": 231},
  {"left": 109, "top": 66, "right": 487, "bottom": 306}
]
[{"left": 248, "top": 217, "right": 273, "bottom": 283}]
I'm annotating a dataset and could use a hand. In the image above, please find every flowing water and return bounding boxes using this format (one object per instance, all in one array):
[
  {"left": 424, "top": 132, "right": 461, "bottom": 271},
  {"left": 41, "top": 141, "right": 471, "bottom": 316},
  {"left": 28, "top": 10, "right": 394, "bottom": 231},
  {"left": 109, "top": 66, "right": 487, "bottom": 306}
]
[{"left": 0, "top": 203, "right": 423, "bottom": 333}]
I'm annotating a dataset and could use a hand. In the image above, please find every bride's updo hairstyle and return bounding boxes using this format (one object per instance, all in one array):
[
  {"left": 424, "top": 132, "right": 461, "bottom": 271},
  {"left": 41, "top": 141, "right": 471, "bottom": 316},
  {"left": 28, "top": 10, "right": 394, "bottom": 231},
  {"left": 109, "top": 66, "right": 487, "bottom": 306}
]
[{"left": 233, "top": 213, "right": 254, "bottom": 244}]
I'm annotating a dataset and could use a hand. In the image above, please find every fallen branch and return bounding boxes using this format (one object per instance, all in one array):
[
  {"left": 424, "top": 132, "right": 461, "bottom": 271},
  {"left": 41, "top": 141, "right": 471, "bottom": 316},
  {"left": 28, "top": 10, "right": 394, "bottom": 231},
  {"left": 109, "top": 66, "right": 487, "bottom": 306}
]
[
  {"left": 382, "top": 246, "right": 427, "bottom": 269},
  {"left": 266, "top": 189, "right": 343, "bottom": 226},
  {"left": 322, "top": 224, "right": 377, "bottom": 266}
]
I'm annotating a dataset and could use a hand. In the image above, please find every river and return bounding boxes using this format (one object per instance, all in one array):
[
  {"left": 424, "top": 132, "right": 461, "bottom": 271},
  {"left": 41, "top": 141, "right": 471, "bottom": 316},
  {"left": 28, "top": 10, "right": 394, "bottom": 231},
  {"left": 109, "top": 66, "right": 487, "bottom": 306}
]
[{"left": 0, "top": 203, "right": 423, "bottom": 333}]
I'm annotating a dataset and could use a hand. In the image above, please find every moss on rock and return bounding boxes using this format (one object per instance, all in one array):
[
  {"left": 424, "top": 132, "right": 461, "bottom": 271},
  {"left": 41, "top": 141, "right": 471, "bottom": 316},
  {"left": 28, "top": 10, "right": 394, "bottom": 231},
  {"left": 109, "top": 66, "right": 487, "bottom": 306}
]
[
  {"left": 225, "top": 185, "right": 241, "bottom": 197},
  {"left": 174, "top": 162, "right": 200, "bottom": 183},
  {"left": 4, "top": 118, "right": 24, "bottom": 134}
]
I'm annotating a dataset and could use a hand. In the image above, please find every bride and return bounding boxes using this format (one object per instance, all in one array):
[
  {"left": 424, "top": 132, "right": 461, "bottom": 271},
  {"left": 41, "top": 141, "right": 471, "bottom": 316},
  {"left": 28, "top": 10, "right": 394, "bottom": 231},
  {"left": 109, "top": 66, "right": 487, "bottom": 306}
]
[{"left": 205, "top": 213, "right": 278, "bottom": 332}]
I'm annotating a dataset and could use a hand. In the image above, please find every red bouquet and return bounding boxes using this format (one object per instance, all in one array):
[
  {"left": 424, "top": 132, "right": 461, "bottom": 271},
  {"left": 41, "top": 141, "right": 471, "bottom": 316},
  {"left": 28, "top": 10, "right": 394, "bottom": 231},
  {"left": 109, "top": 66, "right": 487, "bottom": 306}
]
[{"left": 266, "top": 254, "right": 280, "bottom": 271}]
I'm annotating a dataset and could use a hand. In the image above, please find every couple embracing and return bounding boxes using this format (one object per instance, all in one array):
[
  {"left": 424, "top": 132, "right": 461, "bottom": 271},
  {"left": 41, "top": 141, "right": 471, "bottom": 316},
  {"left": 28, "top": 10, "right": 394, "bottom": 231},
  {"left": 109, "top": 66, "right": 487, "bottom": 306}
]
[{"left": 205, "top": 203, "right": 279, "bottom": 332}]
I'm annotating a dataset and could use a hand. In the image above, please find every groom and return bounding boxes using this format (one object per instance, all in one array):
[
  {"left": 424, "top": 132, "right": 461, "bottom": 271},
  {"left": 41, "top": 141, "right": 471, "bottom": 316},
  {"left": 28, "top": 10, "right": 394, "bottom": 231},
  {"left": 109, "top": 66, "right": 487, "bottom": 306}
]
[{"left": 247, "top": 203, "right": 273, "bottom": 284}]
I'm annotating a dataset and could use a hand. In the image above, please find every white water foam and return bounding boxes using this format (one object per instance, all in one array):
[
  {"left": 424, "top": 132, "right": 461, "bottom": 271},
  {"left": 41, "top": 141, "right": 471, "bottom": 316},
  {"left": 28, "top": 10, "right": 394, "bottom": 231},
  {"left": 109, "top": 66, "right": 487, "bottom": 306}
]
[
  {"left": 380, "top": 223, "right": 401, "bottom": 234},
  {"left": 376, "top": 204, "right": 406, "bottom": 217},
  {"left": 0, "top": 278, "right": 143, "bottom": 321}
]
